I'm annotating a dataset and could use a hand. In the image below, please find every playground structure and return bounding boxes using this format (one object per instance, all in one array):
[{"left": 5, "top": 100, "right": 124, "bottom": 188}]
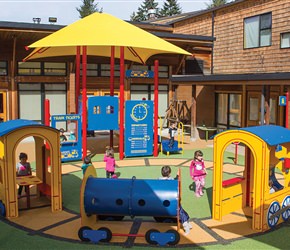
[
  {"left": 78, "top": 165, "right": 181, "bottom": 245},
  {"left": 0, "top": 119, "right": 62, "bottom": 218},
  {"left": 213, "top": 125, "right": 290, "bottom": 232},
  {"left": 159, "top": 118, "right": 184, "bottom": 156},
  {"left": 50, "top": 96, "right": 119, "bottom": 162}
]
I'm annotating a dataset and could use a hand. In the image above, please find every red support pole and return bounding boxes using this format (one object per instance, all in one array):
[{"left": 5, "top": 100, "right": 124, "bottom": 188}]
[
  {"left": 119, "top": 47, "right": 125, "bottom": 160},
  {"left": 153, "top": 60, "right": 159, "bottom": 157},
  {"left": 110, "top": 46, "right": 115, "bottom": 148},
  {"left": 44, "top": 99, "right": 50, "bottom": 126},
  {"left": 286, "top": 92, "right": 289, "bottom": 129},
  {"left": 82, "top": 46, "right": 87, "bottom": 159},
  {"left": 75, "top": 46, "right": 80, "bottom": 114},
  {"left": 44, "top": 99, "right": 51, "bottom": 166}
]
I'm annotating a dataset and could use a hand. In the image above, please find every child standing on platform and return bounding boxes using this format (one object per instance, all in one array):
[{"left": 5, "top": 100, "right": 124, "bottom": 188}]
[
  {"left": 159, "top": 165, "right": 192, "bottom": 235},
  {"left": 16, "top": 152, "right": 32, "bottom": 198},
  {"left": 190, "top": 150, "right": 207, "bottom": 197},
  {"left": 104, "top": 147, "right": 116, "bottom": 178},
  {"left": 168, "top": 122, "right": 177, "bottom": 148}
]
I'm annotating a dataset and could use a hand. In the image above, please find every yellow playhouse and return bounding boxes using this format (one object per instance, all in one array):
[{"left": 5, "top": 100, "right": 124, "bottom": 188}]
[
  {"left": 0, "top": 119, "right": 62, "bottom": 218},
  {"left": 213, "top": 125, "right": 290, "bottom": 232}
]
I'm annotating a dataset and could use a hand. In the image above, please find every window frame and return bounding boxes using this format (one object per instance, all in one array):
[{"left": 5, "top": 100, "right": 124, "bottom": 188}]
[
  {"left": 17, "top": 61, "right": 67, "bottom": 76},
  {"left": 244, "top": 12, "right": 272, "bottom": 49},
  {"left": 0, "top": 61, "right": 8, "bottom": 76},
  {"left": 281, "top": 32, "right": 290, "bottom": 49}
]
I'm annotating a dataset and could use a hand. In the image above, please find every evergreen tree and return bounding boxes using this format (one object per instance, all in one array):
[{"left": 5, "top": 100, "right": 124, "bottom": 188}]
[
  {"left": 76, "top": 0, "right": 103, "bottom": 18},
  {"left": 130, "top": 0, "right": 159, "bottom": 22},
  {"left": 206, "top": 0, "right": 228, "bottom": 9},
  {"left": 159, "top": 0, "right": 182, "bottom": 17}
]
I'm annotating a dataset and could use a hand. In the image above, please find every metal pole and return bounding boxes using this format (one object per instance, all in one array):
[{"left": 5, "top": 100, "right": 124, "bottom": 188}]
[
  {"left": 82, "top": 46, "right": 87, "bottom": 159},
  {"left": 119, "top": 47, "right": 125, "bottom": 160},
  {"left": 153, "top": 60, "right": 159, "bottom": 157}
]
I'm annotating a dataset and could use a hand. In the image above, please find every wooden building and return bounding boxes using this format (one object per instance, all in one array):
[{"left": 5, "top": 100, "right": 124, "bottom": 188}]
[
  {"left": 161, "top": 0, "right": 290, "bottom": 138},
  {"left": 0, "top": 20, "right": 213, "bottom": 127}
]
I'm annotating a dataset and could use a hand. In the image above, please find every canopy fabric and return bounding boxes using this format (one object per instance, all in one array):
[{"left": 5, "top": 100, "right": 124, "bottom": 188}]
[{"left": 24, "top": 12, "right": 191, "bottom": 64}]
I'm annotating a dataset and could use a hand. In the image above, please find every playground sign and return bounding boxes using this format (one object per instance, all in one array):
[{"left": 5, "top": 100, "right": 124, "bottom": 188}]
[
  {"left": 51, "top": 114, "right": 82, "bottom": 162},
  {"left": 125, "top": 70, "right": 154, "bottom": 78},
  {"left": 279, "top": 96, "right": 287, "bottom": 106},
  {"left": 125, "top": 100, "right": 153, "bottom": 157}
]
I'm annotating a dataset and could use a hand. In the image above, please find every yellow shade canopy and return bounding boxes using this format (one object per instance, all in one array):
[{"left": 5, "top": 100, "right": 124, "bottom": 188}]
[{"left": 25, "top": 12, "right": 191, "bottom": 64}]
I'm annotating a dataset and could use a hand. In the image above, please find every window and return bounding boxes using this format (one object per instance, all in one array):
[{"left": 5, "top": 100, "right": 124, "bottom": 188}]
[
  {"left": 244, "top": 13, "right": 272, "bottom": 49},
  {"left": 18, "top": 62, "right": 41, "bottom": 75},
  {"left": 281, "top": 32, "right": 290, "bottom": 48},
  {"left": 44, "top": 62, "right": 66, "bottom": 76},
  {"left": 130, "top": 84, "right": 168, "bottom": 118},
  {"left": 100, "top": 64, "right": 120, "bottom": 77},
  {"left": 18, "top": 62, "right": 67, "bottom": 76},
  {"left": 0, "top": 61, "right": 7, "bottom": 76},
  {"left": 216, "top": 93, "right": 242, "bottom": 132},
  {"left": 80, "top": 63, "right": 98, "bottom": 76},
  {"left": 18, "top": 83, "right": 66, "bottom": 123}
]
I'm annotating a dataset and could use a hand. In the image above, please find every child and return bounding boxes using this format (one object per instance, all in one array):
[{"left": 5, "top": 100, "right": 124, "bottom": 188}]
[
  {"left": 59, "top": 128, "right": 67, "bottom": 143},
  {"left": 190, "top": 150, "right": 207, "bottom": 197},
  {"left": 104, "top": 147, "right": 116, "bottom": 178},
  {"left": 168, "top": 122, "right": 177, "bottom": 148},
  {"left": 81, "top": 156, "right": 92, "bottom": 175},
  {"left": 159, "top": 165, "right": 192, "bottom": 235},
  {"left": 16, "top": 152, "right": 32, "bottom": 198}
]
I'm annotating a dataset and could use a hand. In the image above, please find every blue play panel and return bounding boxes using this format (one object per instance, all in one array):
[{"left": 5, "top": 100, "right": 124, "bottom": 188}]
[{"left": 161, "top": 140, "right": 182, "bottom": 155}]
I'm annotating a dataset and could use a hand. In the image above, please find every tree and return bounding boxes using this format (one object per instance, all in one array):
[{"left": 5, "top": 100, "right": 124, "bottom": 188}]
[
  {"left": 206, "top": 0, "right": 228, "bottom": 9},
  {"left": 130, "top": 0, "right": 159, "bottom": 22},
  {"left": 76, "top": 0, "right": 103, "bottom": 18},
  {"left": 159, "top": 0, "right": 182, "bottom": 17}
]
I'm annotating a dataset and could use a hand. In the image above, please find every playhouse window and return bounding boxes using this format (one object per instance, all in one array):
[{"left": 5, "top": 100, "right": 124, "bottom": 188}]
[
  {"left": 269, "top": 166, "right": 284, "bottom": 192},
  {"left": 93, "top": 106, "right": 101, "bottom": 114},
  {"left": 106, "top": 105, "right": 114, "bottom": 114}
]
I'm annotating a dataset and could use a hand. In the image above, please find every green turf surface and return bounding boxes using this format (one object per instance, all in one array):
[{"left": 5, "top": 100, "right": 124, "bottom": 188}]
[{"left": 0, "top": 148, "right": 288, "bottom": 249}]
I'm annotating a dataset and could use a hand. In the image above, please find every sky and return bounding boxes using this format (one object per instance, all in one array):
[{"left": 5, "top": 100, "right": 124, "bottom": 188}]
[{"left": 0, "top": 0, "right": 212, "bottom": 25}]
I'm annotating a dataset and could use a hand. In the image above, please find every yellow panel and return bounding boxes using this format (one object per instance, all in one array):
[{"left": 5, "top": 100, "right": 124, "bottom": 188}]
[{"left": 213, "top": 130, "right": 265, "bottom": 223}]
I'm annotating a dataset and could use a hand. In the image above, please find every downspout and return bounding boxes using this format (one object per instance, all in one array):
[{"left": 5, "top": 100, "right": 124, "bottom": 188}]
[{"left": 211, "top": 11, "right": 215, "bottom": 74}]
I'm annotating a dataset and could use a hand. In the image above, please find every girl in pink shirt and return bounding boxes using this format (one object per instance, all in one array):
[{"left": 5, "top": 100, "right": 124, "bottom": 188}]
[
  {"left": 104, "top": 147, "right": 116, "bottom": 178},
  {"left": 190, "top": 150, "right": 207, "bottom": 197}
]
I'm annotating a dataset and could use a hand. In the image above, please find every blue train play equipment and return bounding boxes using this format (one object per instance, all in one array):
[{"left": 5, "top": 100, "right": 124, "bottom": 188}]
[{"left": 78, "top": 165, "right": 181, "bottom": 245}]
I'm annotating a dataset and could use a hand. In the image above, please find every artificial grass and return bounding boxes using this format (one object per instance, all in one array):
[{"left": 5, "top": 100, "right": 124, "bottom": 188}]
[{"left": 0, "top": 148, "right": 288, "bottom": 249}]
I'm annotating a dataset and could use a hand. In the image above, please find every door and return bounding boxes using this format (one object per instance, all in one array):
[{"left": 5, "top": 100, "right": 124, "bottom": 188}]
[
  {"left": 0, "top": 91, "right": 7, "bottom": 122},
  {"left": 247, "top": 92, "right": 261, "bottom": 127}
]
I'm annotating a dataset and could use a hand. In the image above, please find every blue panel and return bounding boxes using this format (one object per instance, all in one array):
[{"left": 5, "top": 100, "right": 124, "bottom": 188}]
[
  {"left": 125, "top": 70, "right": 154, "bottom": 78},
  {"left": 125, "top": 100, "right": 153, "bottom": 157},
  {"left": 279, "top": 96, "right": 287, "bottom": 106},
  {"left": 51, "top": 114, "right": 82, "bottom": 162},
  {"left": 239, "top": 125, "right": 290, "bottom": 146},
  {"left": 87, "top": 96, "right": 119, "bottom": 131}
]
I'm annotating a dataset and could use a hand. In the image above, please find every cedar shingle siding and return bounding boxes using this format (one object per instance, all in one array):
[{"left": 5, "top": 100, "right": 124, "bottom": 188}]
[{"left": 174, "top": 0, "right": 290, "bottom": 74}]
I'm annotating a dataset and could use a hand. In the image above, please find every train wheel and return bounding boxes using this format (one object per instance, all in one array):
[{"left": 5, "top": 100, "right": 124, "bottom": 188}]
[
  {"left": 282, "top": 195, "right": 290, "bottom": 221},
  {"left": 78, "top": 226, "right": 92, "bottom": 242},
  {"left": 166, "top": 229, "right": 180, "bottom": 245},
  {"left": 145, "top": 229, "right": 159, "bottom": 245},
  {"left": 267, "top": 201, "right": 281, "bottom": 228},
  {"left": 98, "top": 227, "right": 112, "bottom": 242}
]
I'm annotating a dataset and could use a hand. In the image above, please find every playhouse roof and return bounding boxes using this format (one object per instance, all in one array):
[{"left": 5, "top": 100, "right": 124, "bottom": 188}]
[
  {"left": 239, "top": 125, "right": 290, "bottom": 146},
  {"left": 0, "top": 119, "right": 46, "bottom": 137}
]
